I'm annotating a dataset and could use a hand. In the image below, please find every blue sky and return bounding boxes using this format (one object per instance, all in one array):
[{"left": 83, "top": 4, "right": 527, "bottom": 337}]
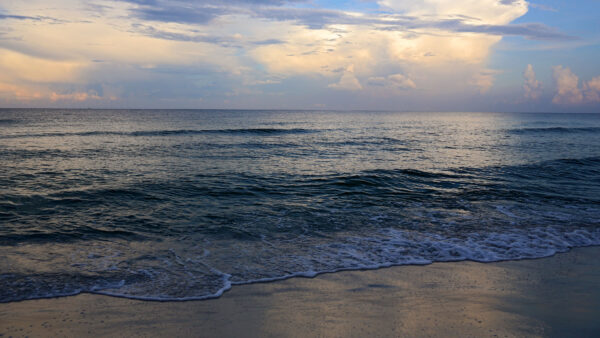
[{"left": 0, "top": 0, "right": 599, "bottom": 111}]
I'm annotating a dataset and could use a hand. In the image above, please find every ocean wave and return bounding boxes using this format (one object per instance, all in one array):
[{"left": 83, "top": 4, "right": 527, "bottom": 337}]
[
  {"left": 0, "top": 128, "right": 318, "bottom": 139},
  {"left": 2, "top": 110, "right": 599, "bottom": 304},
  {"left": 506, "top": 126, "right": 600, "bottom": 134},
  {"left": 0, "top": 228, "right": 144, "bottom": 246},
  {"left": 1, "top": 225, "right": 599, "bottom": 302}
]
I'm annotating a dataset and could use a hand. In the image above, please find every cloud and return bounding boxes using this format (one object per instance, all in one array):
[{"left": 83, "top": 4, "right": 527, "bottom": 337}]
[
  {"left": 471, "top": 69, "right": 501, "bottom": 93},
  {"left": 367, "top": 73, "right": 416, "bottom": 89},
  {"left": 50, "top": 91, "right": 103, "bottom": 102},
  {"left": 551, "top": 66, "right": 600, "bottom": 105},
  {"left": 0, "top": 14, "right": 41, "bottom": 21},
  {"left": 328, "top": 65, "right": 362, "bottom": 91},
  {"left": 129, "top": 4, "right": 226, "bottom": 25},
  {"left": 523, "top": 64, "right": 542, "bottom": 100},
  {"left": 0, "top": 81, "right": 117, "bottom": 104},
  {"left": 447, "top": 22, "right": 573, "bottom": 41},
  {"left": 552, "top": 66, "right": 583, "bottom": 104},
  {"left": 0, "top": 26, "right": 13, "bottom": 40},
  {"left": 122, "top": 0, "right": 303, "bottom": 5},
  {"left": 0, "top": 0, "right": 581, "bottom": 109},
  {"left": 376, "top": 20, "right": 572, "bottom": 41},
  {"left": 252, "top": 39, "right": 285, "bottom": 45},
  {"left": 119, "top": 0, "right": 572, "bottom": 41},
  {"left": 379, "top": 0, "right": 528, "bottom": 25},
  {"left": 256, "top": 8, "right": 570, "bottom": 41},
  {"left": 583, "top": 77, "right": 600, "bottom": 103},
  {"left": 123, "top": 0, "right": 308, "bottom": 25},
  {"left": 0, "top": 48, "right": 84, "bottom": 83},
  {"left": 252, "top": 7, "right": 358, "bottom": 29},
  {"left": 529, "top": 3, "right": 558, "bottom": 12},
  {"left": 0, "top": 82, "right": 45, "bottom": 101},
  {"left": 131, "top": 24, "right": 284, "bottom": 47},
  {"left": 0, "top": 12, "right": 65, "bottom": 24}
]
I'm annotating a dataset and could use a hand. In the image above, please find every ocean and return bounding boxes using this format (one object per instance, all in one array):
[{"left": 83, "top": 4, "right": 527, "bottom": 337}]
[{"left": 1, "top": 109, "right": 599, "bottom": 302}]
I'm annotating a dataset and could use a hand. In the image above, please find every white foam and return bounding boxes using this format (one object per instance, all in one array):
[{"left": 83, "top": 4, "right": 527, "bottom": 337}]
[{"left": 4, "top": 225, "right": 600, "bottom": 303}]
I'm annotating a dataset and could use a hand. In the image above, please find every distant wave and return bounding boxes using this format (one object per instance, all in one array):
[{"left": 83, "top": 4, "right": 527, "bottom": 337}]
[
  {"left": 507, "top": 126, "right": 600, "bottom": 134},
  {"left": 0, "top": 228, "right": 144, "bottom": 246},
  {"left": 0, "top": 128, "right": 318, "bottom": 139}
]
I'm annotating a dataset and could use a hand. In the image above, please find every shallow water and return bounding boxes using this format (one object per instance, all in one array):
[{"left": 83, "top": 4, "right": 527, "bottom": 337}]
[{"left": 1, "top": 109, "right": 599, "bottom": 302}]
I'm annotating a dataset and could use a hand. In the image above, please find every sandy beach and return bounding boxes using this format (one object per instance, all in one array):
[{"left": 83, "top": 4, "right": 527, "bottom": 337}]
[{"left": 1, "top": 246, "right": 599, "bottom": 337}]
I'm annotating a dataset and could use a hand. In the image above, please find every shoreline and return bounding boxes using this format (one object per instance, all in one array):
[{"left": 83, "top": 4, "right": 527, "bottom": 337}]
[
  {"left": 5, "top": 245, "right": 596, "bottom": 305},
  {"left": 2, "top": 246, "right": 600, "bottom": 337}
]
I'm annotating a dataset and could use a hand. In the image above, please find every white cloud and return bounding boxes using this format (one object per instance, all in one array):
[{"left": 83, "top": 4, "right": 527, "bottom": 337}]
[
  {"left": 552, "top": 66, "right": 600, "bottom": 105},
  {"left": 0, "top": 0, "right": 551, "bottom": 108},
  {"left": 584, "top": 77, "right": 600, "bottom": 103},
  {"left": 552, "top": 66, "right": 583, "bottom": 104},
  {"left": 388, "top": 74, "right": 417, "bottom": 89},
  {"left": 379, "top": 0, "right": 528, "bottom": 25},
  {"left": 0, "top": 48, "right": 84, "bottom": 83},
  {"left": 523, "top": 64, "right": 542, "bottom": 100},
  {"left": 328, "top": 65, "right": 362, "bottom": 91},
  {"left": 471, "top": 69, "right": 501, "bottom": 93}
]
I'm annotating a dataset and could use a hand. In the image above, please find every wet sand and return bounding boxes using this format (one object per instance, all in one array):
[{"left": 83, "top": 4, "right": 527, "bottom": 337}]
[{"left": 1, "top": 246, "right": 599, "bottom": 337}]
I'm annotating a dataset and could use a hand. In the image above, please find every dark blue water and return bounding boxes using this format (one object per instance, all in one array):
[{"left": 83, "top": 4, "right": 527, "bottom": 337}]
[{"left": 1, "top": 109, "right": 599, "bottom": 302}]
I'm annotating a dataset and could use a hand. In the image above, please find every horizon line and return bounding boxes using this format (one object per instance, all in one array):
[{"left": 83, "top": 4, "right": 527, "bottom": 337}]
[{"left": 1, "top": 107, "right": 593, "bottom": 114}]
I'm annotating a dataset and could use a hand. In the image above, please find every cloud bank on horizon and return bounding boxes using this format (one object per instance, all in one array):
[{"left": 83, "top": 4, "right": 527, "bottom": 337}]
[{"left": 0, "top": 0, "right": 599, "bottom": 111}]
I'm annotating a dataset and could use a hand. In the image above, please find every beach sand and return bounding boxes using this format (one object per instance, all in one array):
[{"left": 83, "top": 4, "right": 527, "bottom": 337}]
[{"left": 1, "top": 246, "right": 599, "bottom": 337}]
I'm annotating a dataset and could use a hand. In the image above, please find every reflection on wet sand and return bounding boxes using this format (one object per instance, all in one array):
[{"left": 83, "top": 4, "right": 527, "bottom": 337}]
[{"left": 1, "top": 247, "right": 599, "bottom": 337}]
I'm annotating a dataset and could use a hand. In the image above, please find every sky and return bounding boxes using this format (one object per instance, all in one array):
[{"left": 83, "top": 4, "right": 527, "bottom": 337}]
[{"left": 0, "top": 0, "right": 599, "bottom": 112}]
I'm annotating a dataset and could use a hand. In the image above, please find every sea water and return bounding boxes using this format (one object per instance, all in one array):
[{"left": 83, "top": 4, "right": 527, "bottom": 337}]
[{"left": 1, "top": 109, "right": 599, "bottom": 302}]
